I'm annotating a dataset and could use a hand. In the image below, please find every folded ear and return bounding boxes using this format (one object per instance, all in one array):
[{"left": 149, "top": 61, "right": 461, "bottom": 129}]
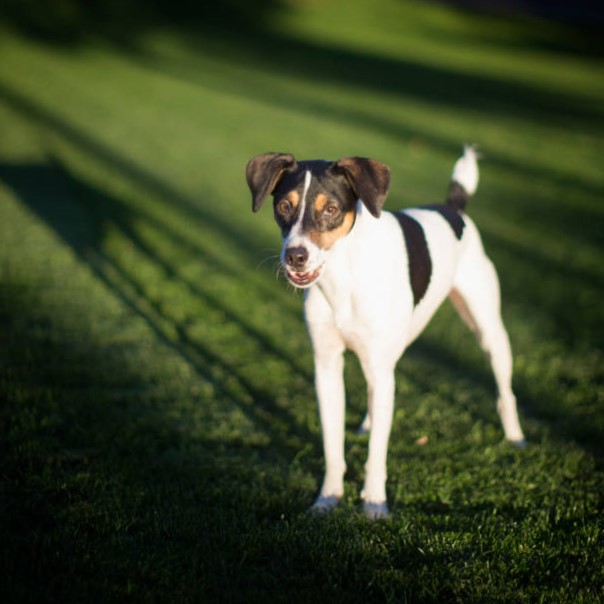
[
  {"left": 333, "top": 157, "right": 391, "bottom": 218},
  {"left": 246, "top": 153, "right": 297, "bottom": 212}
]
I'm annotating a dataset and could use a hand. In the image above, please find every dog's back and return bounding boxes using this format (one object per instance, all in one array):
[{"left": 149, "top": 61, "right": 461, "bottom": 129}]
[{"left": 347, "top": 146, "right": 483, "bottom": 346}]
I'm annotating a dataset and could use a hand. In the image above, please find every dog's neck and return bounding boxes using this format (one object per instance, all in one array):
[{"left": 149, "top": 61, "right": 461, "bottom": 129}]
[{"left": 311, "top": 200, "right": 376, "bottom": 319}]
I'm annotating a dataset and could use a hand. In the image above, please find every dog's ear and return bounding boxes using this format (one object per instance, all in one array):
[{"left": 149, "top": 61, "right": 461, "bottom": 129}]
[
  {"left": 246, "top": 153, "right": 297, "bottom": 212},
  {"left": 333, "top": 157, "right": 391, "bottom": 218}
]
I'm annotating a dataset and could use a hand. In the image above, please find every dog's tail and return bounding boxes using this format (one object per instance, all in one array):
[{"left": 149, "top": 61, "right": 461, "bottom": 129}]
[{"left": 446, "top": 145, "right": 479, "bottom": 211}]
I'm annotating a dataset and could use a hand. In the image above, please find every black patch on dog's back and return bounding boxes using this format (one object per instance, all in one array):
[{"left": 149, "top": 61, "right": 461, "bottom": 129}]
[
  {"left": 393, "top": 212, "right": 432, "bottom": 307},
  {"left": 424, "top": 204, "right": 465, "bottom": 240}
]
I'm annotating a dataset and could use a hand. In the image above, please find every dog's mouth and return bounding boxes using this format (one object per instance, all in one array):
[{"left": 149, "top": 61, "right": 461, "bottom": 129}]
[{"left": 285, "top": 268, "right": 322, "bottom": 288}]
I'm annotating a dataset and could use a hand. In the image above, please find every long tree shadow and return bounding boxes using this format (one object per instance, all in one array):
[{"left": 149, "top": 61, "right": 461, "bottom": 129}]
[
  {"left": 483, "top": 227, "right": 604, "bottom": 348},
  {"left": 0, "top": 160, "right": 317, "bottom": 459},
  {"left": 418, "top": 2, "right": 604, "bottom": 59},
  {"left": 407, "top": 335, "right": 604, "bottom": 458},
  {"left": 143, "top": 23, "right": 603, "bottom": 131},
  {"left": 0, "top": 244, "right": 316, "bottom": 602},
  {"left": 1, "top": 74, "right": 601, "bottom": 461},
  {"left": 119, "top": 26, "right": 604, "bottom": 205},
  {"left": 0, "top": 80, "right": 293, "bottom": 298},
  {"left": 6, "top": 1, "right": 602, "bottom": 129}
]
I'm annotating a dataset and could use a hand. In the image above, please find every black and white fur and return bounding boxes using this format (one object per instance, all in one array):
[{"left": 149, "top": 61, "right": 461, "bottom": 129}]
[{"left": 246, "top": 147, "right": 525, "bottom": 518}]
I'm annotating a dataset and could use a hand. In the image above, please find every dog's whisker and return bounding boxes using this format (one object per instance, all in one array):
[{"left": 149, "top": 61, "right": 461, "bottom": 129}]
[
  {"left": 257, "top": 253, "right": 281, "bottom": 271},
  {"left": 275, "top": 264, "right": 284, "bottom": 282}
]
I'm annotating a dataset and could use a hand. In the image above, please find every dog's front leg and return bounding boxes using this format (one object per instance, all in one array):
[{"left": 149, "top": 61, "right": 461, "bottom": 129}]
[
  {"left": 305, "top": 291, "right": 347, "bottom": 513},
  {"left": 360, "top": 362, "right": 396, "bottom": 519},
  {"left": 313, "top": 343, "right": 347, "bottom": 511}
]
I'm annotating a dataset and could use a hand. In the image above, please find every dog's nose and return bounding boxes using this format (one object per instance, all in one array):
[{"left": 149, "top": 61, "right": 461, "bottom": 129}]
[{"left": 285, "top": 246, "right": 309, "bottom": 270}]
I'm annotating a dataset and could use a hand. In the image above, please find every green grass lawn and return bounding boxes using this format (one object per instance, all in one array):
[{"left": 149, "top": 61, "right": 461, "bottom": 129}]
[{"left": 1, "top": 1, "right": 603, "bottom": 601}]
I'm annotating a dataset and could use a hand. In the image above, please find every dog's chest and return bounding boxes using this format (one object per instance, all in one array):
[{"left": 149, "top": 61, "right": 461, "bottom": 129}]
[{"left": 311, "top": 238, "right": 413, "bottom": 353}]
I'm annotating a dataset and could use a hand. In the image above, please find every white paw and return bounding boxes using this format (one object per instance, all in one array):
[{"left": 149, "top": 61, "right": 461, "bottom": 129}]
[
  {"left": 310, "top": 495, "right": 341, "bottom": 514},
  {"left": 357, "top": 414, "right": 371, "bottom": 435},
  {"left": 363, "top": 501, "right": 390, "bottom": 520}
]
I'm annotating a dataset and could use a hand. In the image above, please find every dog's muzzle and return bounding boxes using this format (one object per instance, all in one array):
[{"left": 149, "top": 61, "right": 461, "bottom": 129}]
[{"left": 284, "top": 245, "right": 322, "bottom": 288}]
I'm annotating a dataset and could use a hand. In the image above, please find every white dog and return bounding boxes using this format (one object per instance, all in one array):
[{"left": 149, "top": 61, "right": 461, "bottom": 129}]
[{"left": 246, "top": 147, "right": 525, "bottom": 518}]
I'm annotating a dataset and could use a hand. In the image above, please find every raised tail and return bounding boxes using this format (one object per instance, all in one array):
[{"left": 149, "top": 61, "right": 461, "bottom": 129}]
[{"left": 446, "top": 145, "right": 479, "bottom": 211}]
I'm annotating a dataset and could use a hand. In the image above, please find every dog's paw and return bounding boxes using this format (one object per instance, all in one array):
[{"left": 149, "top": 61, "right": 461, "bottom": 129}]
[
  {"left": 362, "top": 501, "right": 390, "bottom": 520},
  {"left": 357, "top": 414, "right": 371, "bottom": 435},
  {"left": 510, "top": 438, "right": 528, "bottom": 449},
  {"left": 357, "top": 424, "right": 370, "bottom": 436},
  {"left": 310, "top": 495, "right": 341, "bottom": 515}
]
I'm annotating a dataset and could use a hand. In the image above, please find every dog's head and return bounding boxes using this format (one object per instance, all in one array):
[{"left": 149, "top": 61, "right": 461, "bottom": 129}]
[{"left": 246, "top": 153, "right": 391, "bottom": 288}]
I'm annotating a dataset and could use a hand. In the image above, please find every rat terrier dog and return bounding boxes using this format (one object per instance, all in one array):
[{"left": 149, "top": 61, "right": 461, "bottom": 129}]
[{"left": 246, "top": 147, "right": 525, "bottom": 518}]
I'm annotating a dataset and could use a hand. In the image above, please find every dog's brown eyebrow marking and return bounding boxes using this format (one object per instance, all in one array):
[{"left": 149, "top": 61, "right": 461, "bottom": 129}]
[
  {"left": 313, "top": 193, "right": 330, "bottom": 214},
  {"left": 281, "top": 189, "right": 301, "bottom": 208},
  {"left": 393, "top": 211, "right": 432, "bottom": 306}
]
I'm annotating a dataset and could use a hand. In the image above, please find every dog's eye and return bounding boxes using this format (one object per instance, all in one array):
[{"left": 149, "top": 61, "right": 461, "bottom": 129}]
[
  {"left": 324, "top": 204, "right": 341, "bottom": 217},
  {"left": 276, "top": 200, "right": 292, "bottom": 216}
]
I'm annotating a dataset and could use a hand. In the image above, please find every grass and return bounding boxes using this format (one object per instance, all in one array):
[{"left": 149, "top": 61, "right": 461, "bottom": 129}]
[{"left": 0, "top": 1, "right": 603, "bottom": 601}]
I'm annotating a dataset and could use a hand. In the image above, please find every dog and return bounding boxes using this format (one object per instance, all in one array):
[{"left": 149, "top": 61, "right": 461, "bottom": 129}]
[{"left": 245, "top": 147, "right": 525, "bottom": 518}]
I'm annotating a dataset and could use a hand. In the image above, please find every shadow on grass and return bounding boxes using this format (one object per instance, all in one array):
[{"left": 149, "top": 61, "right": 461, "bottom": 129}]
[
  {"left": 1, "top": 13, "right": 602, "bottom": 603},
  {"left": 0, "top": 265, "right": 315, "bottom": 602},
  {"left": 117, "top": 27, "right": 604, "bottom": 212},
  {"left": 408, "top": 337, "right": 604, "bottom": 457},
  {"left": 0, "top": 72, "right": 601, "bottom": 461},
  {"left": 0, "top": 158, "right": 315, "bottom": 457},
  {"left": 0, "top": 79, "right": 320, "bottom": 458},
  {"left": 485, "top": 228, "right": 604, "bottom": 346},
  {"left": 238, "top": 30, "right": 600, "bottom": 127},
  {"left": 4, "top": 0, "right": 603, "bottom": 129},
  {"left": 0, "top": 81, "right": 284, "bottom": 283}
]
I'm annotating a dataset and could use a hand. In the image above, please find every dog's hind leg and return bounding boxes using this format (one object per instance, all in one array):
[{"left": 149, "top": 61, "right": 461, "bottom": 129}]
[{"left": 450, "top": 237, "right": 526, "bottom": 446}]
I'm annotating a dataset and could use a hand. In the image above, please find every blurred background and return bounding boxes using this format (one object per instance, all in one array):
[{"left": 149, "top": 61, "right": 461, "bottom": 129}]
[{"left": 1, "top": 0, "right": 603, "bottom": 42}]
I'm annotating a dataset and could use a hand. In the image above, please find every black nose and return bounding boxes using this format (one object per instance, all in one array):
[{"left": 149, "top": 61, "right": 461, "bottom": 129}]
[{"left": 285, "top": 246, "right": 309, "bottom": 270}]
